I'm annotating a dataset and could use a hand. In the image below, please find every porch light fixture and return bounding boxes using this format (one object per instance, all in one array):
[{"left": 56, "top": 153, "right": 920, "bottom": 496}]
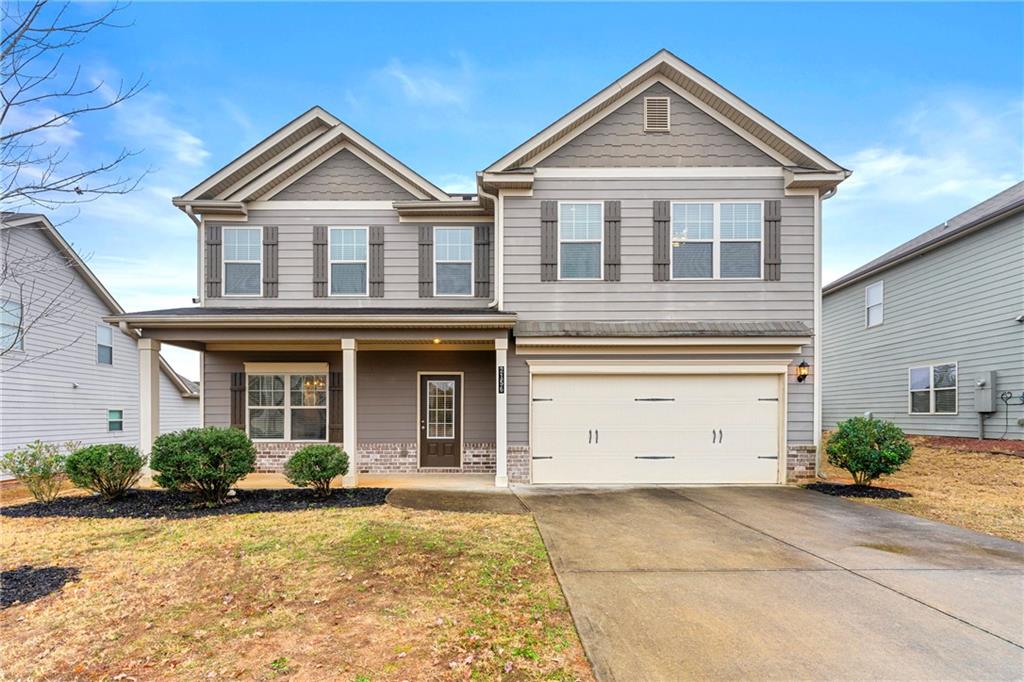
[
  {"left": 796, "top": 361, "right": 810, "bottom": 383},
  {"left": 432, "top": 338, "right": 441, "bottom": 344}
]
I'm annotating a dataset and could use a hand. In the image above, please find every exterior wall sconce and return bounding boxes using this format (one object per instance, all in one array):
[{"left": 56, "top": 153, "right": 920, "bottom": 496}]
[{"left": 796, "top": 361, "right": 810, "bottom": 383}]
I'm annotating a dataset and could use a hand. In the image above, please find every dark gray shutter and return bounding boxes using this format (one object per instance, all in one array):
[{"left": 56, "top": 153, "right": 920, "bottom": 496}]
[
  {"left": 230, "top": 372, "right": 245, "bottom": 430},
  {"left": 368, "top": 225, "right": 385, "bottom": 298},
  {"left": 328, "top": 371, "right": 343, "bottom": 443},
  {"left": 418, "top": 225, "right": 433, "bottom": 297},
  {"left": 262, "top": 225, "right": 278, "bottom": 297},
  {"left": 313, "top": 225, "right": 328, "bottom": 297},
  {"left": 604, "top": 200, "right": 621, "bottom": 281},
  {"left": 764, "top": 200, "right": 782, "bottom": 281},
  {"left": 474, "top": 224, "right": 492, "bottom": 298},
  {"left": 652, "top": 200, "right": 671, "bottom": 281},
  {"left": 540, "top": 200, "right": 558, "bottom": 281},
  {"left": 205, "top": 225, "right": 222, "bottom": 298}
]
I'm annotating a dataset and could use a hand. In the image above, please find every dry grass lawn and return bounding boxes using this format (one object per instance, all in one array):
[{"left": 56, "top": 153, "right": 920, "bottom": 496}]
[
  {"left": 0, "top": 504, "right": 593, "bottom": 681},
  {"left": 821, "top": 437, "right": 1024, "bottom": 542}
]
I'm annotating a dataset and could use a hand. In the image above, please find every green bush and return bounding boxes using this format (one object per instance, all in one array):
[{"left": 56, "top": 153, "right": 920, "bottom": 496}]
[
  {"left": 66, "top": 444, "right": 144, "bottom": 500},
  {"left": 284, "top": 444, "right": 348, "bottom": 496},
  {"left": 150, "top": 427, "right": 256, "bottom": 505},
  {"left": 826, "top": 417, "right": 913, "bottom": 486},
  {"left": 1, "top": 440, "right": 78, "bottom": 503}
]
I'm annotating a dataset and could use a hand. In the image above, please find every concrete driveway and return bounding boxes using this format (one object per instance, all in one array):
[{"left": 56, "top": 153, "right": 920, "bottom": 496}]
[{"left": 519, "top": 486, "right": 1024, "bottom": 681}]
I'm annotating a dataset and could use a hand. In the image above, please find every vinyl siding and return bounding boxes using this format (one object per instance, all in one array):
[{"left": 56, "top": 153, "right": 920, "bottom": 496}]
[
  {"left": 823, "top": 212, "right": 1024, "bottom": 439},
  {"left": 271, "top": 149, "right": 416, "bottom": 201},
  {"left": 159, "top": 371, "right": 199, "bottom": 433}
]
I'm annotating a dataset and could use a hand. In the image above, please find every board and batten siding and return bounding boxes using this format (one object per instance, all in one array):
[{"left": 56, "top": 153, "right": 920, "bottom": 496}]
[
  {"left": 205, "top": 209, "right": 494, "bottom": 308},
  {"left": 822, "top": 211, "right": 1024, "bottom": 439}
]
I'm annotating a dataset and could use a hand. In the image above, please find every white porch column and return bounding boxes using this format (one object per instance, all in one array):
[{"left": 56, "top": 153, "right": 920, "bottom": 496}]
[
  {"left": 495, "top": 337, "right": 509, "bottom": 487},
  {"left": 138, "top": 337, "right": 161, "bottom": 477},
  {"left": 342, "top": 338, "right": 358, "bottom": 486}
]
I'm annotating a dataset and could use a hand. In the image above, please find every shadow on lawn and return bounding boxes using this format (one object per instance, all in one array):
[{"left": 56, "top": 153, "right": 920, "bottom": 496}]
[
  {"left": 1, "top": 566, "right": 80, "bottom": 608},
  {"left": 804, "top": 483, "right": 912, "bottom": 500}
]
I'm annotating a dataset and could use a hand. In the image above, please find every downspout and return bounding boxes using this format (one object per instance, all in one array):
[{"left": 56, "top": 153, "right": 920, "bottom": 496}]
[
  {"left": 815, "top": 184, "right": 838, "bottom": 478},
  {"left": 182, "top": 203, "right": 202, "bottom": 303},
  {"left": 476, "top": 181, "right": 502, "bottom": 311}
]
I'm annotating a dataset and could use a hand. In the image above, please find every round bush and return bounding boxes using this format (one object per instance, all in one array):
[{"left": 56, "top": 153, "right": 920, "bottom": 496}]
[
  {"left": 150, "top": 427, "right": 256, "bottom": 506},
  {"left": 826, "top": 417, "right": 913, "bottom": 486},
  {"left": 283, "top": 444, "right": 349, "bottom": 496},
  {"left": 66, "top": 444, "right": 143, "bottom": 500},
  {"left": 0, "top": 440, "right": 71, "bottom": 504}
]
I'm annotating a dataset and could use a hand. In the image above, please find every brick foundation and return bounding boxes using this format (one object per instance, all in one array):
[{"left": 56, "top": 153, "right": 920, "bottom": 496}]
[
  {"left": 508, "top": 445, "right": 531, "bottom": 484},
  {"left": 356, "top": 441, "right": 496, "bottom": 475},
  {"left": 786, "top": 444, "right": 818, "bottom": 483},
  {"left": 253, "top": 441, "right": 307, "bottom": 473}
]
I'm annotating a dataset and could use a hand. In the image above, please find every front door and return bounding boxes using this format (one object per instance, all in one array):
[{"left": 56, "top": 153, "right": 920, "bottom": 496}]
[{"left": 419, "top": 374, "right": 461, "bottom": 468}]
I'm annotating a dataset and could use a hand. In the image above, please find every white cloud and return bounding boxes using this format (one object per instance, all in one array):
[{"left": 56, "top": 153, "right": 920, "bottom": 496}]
[
  {"left": 436, "top": 173, "right": 477, "bottom": 194},
  {"left": 115, "top": 94, "right": 210, "bottom": 167},
  {"left": 377, "top": 54, "right": 474, "bottom": 107},
  {"left": 3, "top": 105, "right": 83, "bottom": 147}
]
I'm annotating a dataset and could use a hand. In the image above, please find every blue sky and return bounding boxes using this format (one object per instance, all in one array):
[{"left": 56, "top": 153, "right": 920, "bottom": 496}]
[{"left": 9, "top": 2, "right": 1023, "bottom": 378}]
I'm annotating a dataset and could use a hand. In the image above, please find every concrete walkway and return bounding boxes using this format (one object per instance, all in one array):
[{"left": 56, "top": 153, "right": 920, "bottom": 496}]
[{"left": 519, "top": 486, "right": 1024, "bottom": 681}]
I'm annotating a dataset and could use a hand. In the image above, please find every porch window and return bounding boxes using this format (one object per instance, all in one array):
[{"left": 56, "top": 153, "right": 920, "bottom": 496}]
[
  {"left": 434, "top": 227, "right": 474, "bottom": 296},
  {"left": 223, "top": 227, "right": 262, "bottom": 296},
  {"left": 329, "top": 227, "right": 368, "bottom": 296},
  {"left": 247, "top": 372, "right": 327, "bottom": 440}
]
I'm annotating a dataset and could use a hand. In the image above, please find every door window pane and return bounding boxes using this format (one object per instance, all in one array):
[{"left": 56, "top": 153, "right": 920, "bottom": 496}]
[
  {"left": 672, "top": 242, "right": 712, "bottom": 278},
  {"left": 426, "top": 380, "right": 455, "bottom": 439},
  {"left": 720, "top": 242, "right": 761, "bottom": 278}
]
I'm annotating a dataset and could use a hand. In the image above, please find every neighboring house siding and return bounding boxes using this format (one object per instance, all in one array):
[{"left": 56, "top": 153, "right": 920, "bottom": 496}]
[
  {"left": 159, "top": 371, "right": 199, "bottom": 433},
  {"left": 823, "top": 212, "right": 1024, "bottom": 439},
  {"left": 537, "top": 83, "right": 776, "bottom": 168},
  {"left": 271, "top": 149, "right": 416, "bottom": 201}
]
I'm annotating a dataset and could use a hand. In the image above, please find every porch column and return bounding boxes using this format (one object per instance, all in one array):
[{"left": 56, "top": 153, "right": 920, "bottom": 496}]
[
  {"left": 342, "top": 338, "right": 358, "bottom": 486},
  {"left": 138, "top": 337, "right": 161, "bottom": 477},
  {"left": 495, "top": 337, "right": 509, "bottom": 487}
]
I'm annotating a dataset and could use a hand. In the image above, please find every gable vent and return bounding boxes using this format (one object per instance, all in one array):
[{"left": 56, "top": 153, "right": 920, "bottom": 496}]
[{"left": 644, "top": 96, "right": 670, "bottom": 132}]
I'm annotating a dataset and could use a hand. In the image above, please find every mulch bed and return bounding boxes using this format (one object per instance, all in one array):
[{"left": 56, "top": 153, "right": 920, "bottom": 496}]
[
  {"left": 1, "top": 566, "right": 80, "bottom": 609},
  {"left": 915, "top": 435, "right": 1024, "bottom": 456},
  {"left": 0, "top": 487, "right": 389, "bottom": 520},
  {"left": 804, "top": 483, "right": 912, "bottom": 499}
]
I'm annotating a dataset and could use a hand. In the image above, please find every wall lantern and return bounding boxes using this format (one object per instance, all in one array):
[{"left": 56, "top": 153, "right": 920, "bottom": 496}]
[
  {"left": 796, "top": 361, "right": 810, "bottom": 383},
  {"left": 432, "top": 338, "right": 442, "bottom": 345}
]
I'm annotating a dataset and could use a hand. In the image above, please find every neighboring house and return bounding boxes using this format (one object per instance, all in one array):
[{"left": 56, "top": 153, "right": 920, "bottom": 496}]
[
  {"left": 109, "top": 49, "right": 850, "bottom": 486},
  {"left": 0, "top": 213, "right": 199, "bottom": 458},
  {"left": 823, "top": 183, "right": 1024, "bottom": 440}
]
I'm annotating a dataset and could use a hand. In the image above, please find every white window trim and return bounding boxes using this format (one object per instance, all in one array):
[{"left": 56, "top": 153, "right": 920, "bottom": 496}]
[
  {"left": 96, "top": 324, "right": 113, "bottom": 366},
  {"left": 246, "top": 370, "right": 330, "bottom": 442},
  {"left": 328, "top": 226, "right": 369, "bottom": 297},
  {"left": 669, "top": 201, "right": 764, "bottom": 281},
  {"left": 107, "top": 408, "right": 124, "bottom": 432},
  {"left": 433, "top": 226, "right": 475, "bottom": 297},
  {"left": 865, "top": 281, "right": 884, "bottom": 328},
  {"left": 222, "top": 226, "right": 263, "bottom": 297},
  {"left": 557, "top": 200, "right": 604, "bottom": 281},
  {"left": 907, "top": 361, "right": 959, "bottom": 416}
]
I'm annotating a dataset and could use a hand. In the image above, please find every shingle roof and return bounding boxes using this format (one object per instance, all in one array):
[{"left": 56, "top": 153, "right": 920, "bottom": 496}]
[{"left": 513, "top": 320, "right": 813, "bottom": 338}]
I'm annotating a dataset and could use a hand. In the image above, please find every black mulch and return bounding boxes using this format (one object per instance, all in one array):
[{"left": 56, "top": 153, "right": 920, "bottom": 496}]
[
  {"left": 0, "top": 488, "right": 390, "bottom": 520},
  {"left": 804, "top": 483, "right": 912, "bottom": 499},
  {"left": 1, "top": 566, "right": 80, "bottom": 608}
]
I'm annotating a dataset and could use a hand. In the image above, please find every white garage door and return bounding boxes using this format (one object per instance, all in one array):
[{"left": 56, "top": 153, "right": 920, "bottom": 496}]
[{"left": 531, "top": 373, "right": 781, "bottom": 484}]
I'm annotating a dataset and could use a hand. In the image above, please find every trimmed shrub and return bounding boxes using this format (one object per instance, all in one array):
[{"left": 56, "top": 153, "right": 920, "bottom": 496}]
[
  {"left": 826, "top": 417, "right": 913, "bottom": 486},
  {"left": 66, "top": 444, "right": 144, "bottom": 500},
  {"left": 1, "top": 440, "right": 77, "bottom": 503},
  {"left": 284, "top": 444, "right": 349, "bottom": 496},
  {"left": 150, "top": 427, "right": 256, "bottom": 505}
]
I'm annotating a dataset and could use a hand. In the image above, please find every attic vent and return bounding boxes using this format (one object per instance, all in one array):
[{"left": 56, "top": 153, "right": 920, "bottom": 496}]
[{"left": 644, "top": 96, "right": 670, "bottom": 132}]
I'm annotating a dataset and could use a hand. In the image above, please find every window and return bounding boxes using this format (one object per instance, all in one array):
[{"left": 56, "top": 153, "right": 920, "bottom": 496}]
[
  {"left": 1, "top": 299, "right": 23, "bottom": 351},
  {"left": 107, "top": 409, "right": 124, "bottom": 432},
  {"left": 671, "top": 202, "right": 762, "bottom": 279},
  {"left": 247, "top": 372, "right": 327, "bottom": 440},
  {"left": 644, "top": 96, "right": 670, "bottom": 132},
  {"left": 909, "top": 363, "right": 958, "bottom": 414},
  {"left": 223, "top": 227, "right": 262, "bottom": 296},
  {"left": 434, "top": 227, "right": 474, "bottom": 296},
  {"left": 865, "top": 281, "right": 884, "bottom": 327},
  {"left": 96, "top": 325, "right": 113, "bottom": 364},
  {"left": 426, "top": 379, "right": 456, "bottom": 439},
  {"left": 329, "top": 227, "right": 368, "bottom": 296},
  {"left": 558, "top": 202, "right": 603, "bottom": 279}
]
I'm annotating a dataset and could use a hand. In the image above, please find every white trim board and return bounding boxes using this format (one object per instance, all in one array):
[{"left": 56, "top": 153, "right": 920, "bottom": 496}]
[{"left": 534, "top": 167, "right": 786, "bottom": 179}]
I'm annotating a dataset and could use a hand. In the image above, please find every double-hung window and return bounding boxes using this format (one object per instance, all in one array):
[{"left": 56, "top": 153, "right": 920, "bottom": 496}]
[
  {"left": 865, "top": 281, "right": 884, "bottom": 327},
  {"left": 558, "top": 202, "right": 603, "bottom": 279},
  {"left": 434, "top": 227, "right": 474, "bottom": 296},
  {"left": 1, "top": 299, "right": 23, "bottom": 351},
  {"left": 909, "top": 363, "right": 957, "bottom": 414},
  {"left": 671, "top": 202, "right": 762, "bottom": 279},
  {"left": 96, "top": 324, "right": 113, "bottom": 365},
  {"left": 223, "top": 227, "right": 262, "bottom": 296},
  {"left": 329, "top": 227, "right": 368, "bottom": 296},
  {"left": 247, "top": 372, "right": 327, "bottom": 440},
  {"left": 107, "top": 409, "right": 124, "bottom": 432}
]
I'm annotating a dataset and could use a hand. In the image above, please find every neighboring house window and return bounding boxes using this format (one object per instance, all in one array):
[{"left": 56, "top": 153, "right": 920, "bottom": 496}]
[
  {"left": 107, "top": 409, "right": 124, "bottom": 432},
  {"left": 671, "top": 202, "right": 762, "bottom": 279},
  {"left": 223, "top": 227, "right": 262, "bottom": 296},
  {"left": 96, "top": 325, "right": 113, "bottom": 364},
  {"left": 434, "top": 227, "right": 474, "bottom": 296},
  {"left": 1, "top": 299, "right": 23, "bottom": 351},
  {"left": 247, "top": 372, "right": 327, "bottom": 441},
  {"left": 909, "top": 363, "right": 958, "bottom": 414},
  {"left": 329, "top": 227, "right": 368, "bottom": 296},
  {"left": 865, "top": 281, "right": 884, "bottom": 327},
  {"left": 559, "top": 202, "right": 603, "bottom": 279}
]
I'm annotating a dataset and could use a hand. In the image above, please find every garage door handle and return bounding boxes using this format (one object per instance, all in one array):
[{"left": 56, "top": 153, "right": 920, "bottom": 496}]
[
  {"left": 636, "top": 455, "right": 675, "bottom": 460},
  {"left": 588, "top": 429, "right": 592, "bottom": 444},
  {"left": 757, "top": 456, "right": 778, "bottom": 460},
  {"left": 595, "top": 429, "right": 599, "bottom": 444},
  {"left": 533, "top": 456, "right": 554, "bottom": 460}
]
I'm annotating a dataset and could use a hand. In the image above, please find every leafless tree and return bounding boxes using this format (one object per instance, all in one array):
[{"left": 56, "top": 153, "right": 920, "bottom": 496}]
[{"left": 1, "top": 0, "right": 148, "bottom": 211}]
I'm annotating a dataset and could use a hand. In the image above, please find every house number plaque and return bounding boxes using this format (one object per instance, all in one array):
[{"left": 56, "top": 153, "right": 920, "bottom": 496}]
[{"left": 498, "top": 366, "right": 505, "bottom": 394}]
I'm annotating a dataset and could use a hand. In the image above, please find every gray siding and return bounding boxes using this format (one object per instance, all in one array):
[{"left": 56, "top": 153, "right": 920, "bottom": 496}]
[
  {"left": 538, "top": 83, "right": 776, "bottom": 168},
  {"left": 159, "top": 371, "right": 199, "bottom": 433},
  {"left": 823, "top": 212, "right": 1024, "bottom": 439},
  {"left": 272, "top": 149, "right": 415, "bottom": 201}
]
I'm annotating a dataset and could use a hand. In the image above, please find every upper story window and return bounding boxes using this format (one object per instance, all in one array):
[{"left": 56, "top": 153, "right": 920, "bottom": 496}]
[
  {"left": 1, "top": 299, "right": 23, "bottom": 351},
  {"left": 559, "top": 202, "right": 603, "bottom": 280},
  {"left": 223, "top": 227, "right": 262, "bottom": 296},
  {"left": 909, "top": 362, "right": 957, "bottom": 414},
  {"left": 434, "top": 227, "right": 474, "bottom": 296},
  {"left": 96, "top": 325, "right": 113, "bottom": 364},
  {"left": 865, "top": 281, "right": 884, "bottom": 327},
  {"left": 329, "top": 227, "right": 368, "bottom": 296},
  {"left": 247, "top": 372, "right": 327, "bottom": 441},
  {"left": 671, "top": 202, "right": 762, "bottom": 279}
]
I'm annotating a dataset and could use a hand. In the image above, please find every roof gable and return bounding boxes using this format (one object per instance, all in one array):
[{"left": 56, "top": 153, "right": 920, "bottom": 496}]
[{"left": 269, "top": 147, "right": 416, "bottom": 201}]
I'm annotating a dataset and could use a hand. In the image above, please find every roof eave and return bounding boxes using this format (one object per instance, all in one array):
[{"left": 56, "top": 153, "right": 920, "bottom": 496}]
[{"left": 105, "top": 313, "right": 518, "bottom": 330}]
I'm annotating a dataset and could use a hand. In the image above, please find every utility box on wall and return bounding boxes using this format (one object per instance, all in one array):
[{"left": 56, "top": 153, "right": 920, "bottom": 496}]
[{"left": 974, "top": 370, "right": 997, "bottom": 413}]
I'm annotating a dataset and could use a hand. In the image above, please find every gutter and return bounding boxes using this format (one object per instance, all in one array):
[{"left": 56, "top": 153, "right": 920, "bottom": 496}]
[
  {"left": 104, "top": 313, "right": 517, "bottom": 330},
  {"left": 476, "top": 178, "right": 502, "bottom": 310}
]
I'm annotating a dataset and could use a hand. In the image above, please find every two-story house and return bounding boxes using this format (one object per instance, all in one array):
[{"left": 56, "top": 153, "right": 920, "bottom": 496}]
[{"left": 110, "top": 50, "right": 849, "bottom": 486}]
